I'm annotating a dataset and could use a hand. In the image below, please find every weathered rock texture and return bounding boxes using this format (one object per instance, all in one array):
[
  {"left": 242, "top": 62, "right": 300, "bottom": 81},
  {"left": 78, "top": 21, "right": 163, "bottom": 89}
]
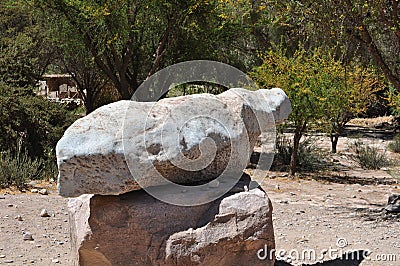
[
  {"left": 68, "top": 186, "right": 275, "bottom": 266},
  {"left": 57, "top": 88, "right": 291, "bottom": 197}
]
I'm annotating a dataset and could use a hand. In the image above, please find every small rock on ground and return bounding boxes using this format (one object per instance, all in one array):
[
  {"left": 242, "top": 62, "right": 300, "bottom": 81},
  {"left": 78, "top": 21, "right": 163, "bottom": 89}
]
[
  {"left": 40, "top": 209, "right": 50, "bottom": 217},
  {"left": 23, "top": 232, "right": 33, "bottom": 241},
  {"left": 38, "top": 189, "right": 48, "bottom": 195}
]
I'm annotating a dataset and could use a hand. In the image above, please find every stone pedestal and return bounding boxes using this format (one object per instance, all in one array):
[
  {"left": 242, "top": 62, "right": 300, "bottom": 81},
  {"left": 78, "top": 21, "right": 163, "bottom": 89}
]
[{"left": 69, "top": 188, "right": 275, "bottom": 266}]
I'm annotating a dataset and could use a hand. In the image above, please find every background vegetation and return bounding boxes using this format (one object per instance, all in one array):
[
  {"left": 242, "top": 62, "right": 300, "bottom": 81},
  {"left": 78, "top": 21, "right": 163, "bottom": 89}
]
[{"left": 0, "top": 0, "right": 399, "bottom": 187}]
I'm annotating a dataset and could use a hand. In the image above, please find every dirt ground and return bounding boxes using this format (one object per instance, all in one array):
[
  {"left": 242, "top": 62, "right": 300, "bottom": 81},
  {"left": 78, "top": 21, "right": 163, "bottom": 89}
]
[
  {"left": 261, "top": 126, "right": 400, "bottom": 266},
  {"left": 0, "top": 126, "right": 399, "bottom": 265}
]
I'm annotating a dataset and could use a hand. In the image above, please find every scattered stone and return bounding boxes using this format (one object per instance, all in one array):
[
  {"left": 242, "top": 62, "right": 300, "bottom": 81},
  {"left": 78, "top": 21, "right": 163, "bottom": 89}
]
[
  {"left": 23, "top": 232, "right": 34, "bottom": 241},
  {"left": 38, "top": 189, "right": 48, "bottom": 195},
  {"left": 30, "top": 189, "right": 38, "bottom": 193},
  {"left": 385, "top": 194, "right": 400, "bottom": 213},
  {"left": 15, "top": 215, "right": 23, "bottom": 221},
  {"left": 275, "top": 184, "right": 280, "bottom": 190},
  {"left": 51, "top": 259, "right": 60, "bottom": 263},
  {"left": 7, "top": 204, "right": 13, "bottom": 207},
  {"left": 40, "top": 209, "right": 50, "bottom": 217},
  {"left": 352, "top": 195, "right": 357, "bottom": 198},
  {"left": 28, "top": 180, "right": 38, "bottom": 187},
  {"left": 57, "top": 88, "right": 291, "bottom": 197},
  {"left": 4, "top": 260, "right": 14, "bottom": 263},
  {"left": 290, "top": 192, "right": 296, "bottom": 196},
  {"left": 0, "top": 195, "right": 5, "bottom": 199},
  {"left": 0, "top": 255, "right": 5, "bottom": 258}
]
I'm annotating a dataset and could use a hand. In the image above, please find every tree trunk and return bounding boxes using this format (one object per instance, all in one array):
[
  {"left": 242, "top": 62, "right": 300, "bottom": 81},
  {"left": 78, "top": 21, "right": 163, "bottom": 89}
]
[
  {"left": 330, "top": 133, "right": 339, "bottom": 153},
  {"left": 289, "top": 122, "right": 307, "bottom": 176},
  {"left": 85, "top": 97, "right": 95, "bottom": 115}
]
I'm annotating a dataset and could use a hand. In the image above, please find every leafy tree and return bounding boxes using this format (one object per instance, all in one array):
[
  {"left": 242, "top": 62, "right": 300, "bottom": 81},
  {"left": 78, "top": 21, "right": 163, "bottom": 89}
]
[
  {"left": 0, "top": 2, "right": 56, "bottom": 87},
  {"left": 26, "top": 0, "right": 246, "bottom": 100},
  {"left": 335, "top": 0, "right": 400, "bottom": 91},
  {"left": 61, "top": 44, "right": 111, "bottom": 114},
  {"left": 314, "top": 58, "right": 383, "bottom": 153},
  {"left": 251, "top": 46, "right": 323, "bottom": 175},
  {"left": 251, "top": 46, "right": 380, "bottom": 173},
  {"left": 272, "top": 0, "right": 399, "bottom": 92}
]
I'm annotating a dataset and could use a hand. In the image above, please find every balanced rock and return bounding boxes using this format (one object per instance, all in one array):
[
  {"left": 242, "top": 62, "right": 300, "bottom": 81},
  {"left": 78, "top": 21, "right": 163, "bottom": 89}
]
[
  {"left": 68, "top": 184, "right": 275, "bottom": 265},
  {"left": 57, "top": 88, "right": 290, "bottom": 197}
]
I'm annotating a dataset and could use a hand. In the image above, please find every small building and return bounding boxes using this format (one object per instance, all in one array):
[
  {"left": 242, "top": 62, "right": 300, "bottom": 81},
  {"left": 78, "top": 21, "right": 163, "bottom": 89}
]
[{"left": 37, "top": 74, "right": 84, "bottom": 104}]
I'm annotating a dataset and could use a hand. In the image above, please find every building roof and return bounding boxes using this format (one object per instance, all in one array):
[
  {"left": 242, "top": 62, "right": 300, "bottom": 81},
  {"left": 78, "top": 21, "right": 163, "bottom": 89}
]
[{"left": 42, "top": 74, "right": 73, "bottom": 79}]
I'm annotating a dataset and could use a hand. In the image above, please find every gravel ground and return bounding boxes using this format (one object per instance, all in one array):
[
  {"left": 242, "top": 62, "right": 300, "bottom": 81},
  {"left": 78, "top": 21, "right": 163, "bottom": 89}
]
[
  {"left": 1, "top": 177, "right": 398, "bottom": 266},
  {"left": 265, "top": 176, "right": 400, "bottom": 266},
  {"left": 0, "top": 188, "right": 71, "bottom": 265}
]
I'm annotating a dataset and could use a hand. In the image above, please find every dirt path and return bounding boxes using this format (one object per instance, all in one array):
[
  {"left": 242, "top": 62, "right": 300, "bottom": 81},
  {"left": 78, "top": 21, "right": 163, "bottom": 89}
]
[
  {"left": 1, "top": 176, "right": 398, "bottom": 266},
  {"left": 265, "top": 176, "right": 400, "bottom": 266}
]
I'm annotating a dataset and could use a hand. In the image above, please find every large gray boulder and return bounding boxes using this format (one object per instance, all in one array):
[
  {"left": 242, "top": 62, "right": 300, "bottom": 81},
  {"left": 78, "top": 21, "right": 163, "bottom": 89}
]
[
  {"left": 68, "top": 186, "right": 275, "bottom": 266},
  {"left": 57, "top": 88, "right": 291, "bottom": 197}
]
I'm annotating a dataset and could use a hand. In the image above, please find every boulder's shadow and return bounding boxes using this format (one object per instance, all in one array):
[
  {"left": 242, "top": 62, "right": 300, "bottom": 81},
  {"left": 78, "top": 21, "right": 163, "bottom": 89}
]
[{"left": 274, "top": 250, "right": 368, "bottom": 266}]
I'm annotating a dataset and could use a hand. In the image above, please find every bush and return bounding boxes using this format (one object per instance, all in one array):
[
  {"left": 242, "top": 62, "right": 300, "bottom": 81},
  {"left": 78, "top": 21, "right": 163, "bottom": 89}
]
[
  {"left": 0, "top": 145, "right": 42, "bottom": 189},
  {"left": 349, "top": 140, "right": 391, "bottom": 170},
  {"left": 273, "top": 134, "right": 325, "bottom": 172},
  {"left": 0, "top": 83, "right": 77, "bottom": 188},
  {"left": 388, "top": 134, "right": 400, "bottom": 153},
  {"left": 0, "top": 83, "right": 77, "bottom": 160}
]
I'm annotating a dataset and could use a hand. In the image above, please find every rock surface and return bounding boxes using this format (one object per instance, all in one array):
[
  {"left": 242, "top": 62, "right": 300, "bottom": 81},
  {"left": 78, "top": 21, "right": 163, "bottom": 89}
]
[
  {"left": 385, "top": 194, "right": 400, "bottom": 213},
  {"left": 68, "top": 186, "right": 275, "bottom": 266},
  {"left": 57, "top": 88, "right": 290, "bottom": 197}
]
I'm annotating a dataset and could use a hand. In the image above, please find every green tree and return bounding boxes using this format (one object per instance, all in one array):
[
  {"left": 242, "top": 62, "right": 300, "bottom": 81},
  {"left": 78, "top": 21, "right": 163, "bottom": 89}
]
[
  {"left": 314, "top": 57, "right": 382, "bottom": 153},
  {"left": 265, "top": 0, "right": 400, "bottom": 109},
  {"left": 61, "top": 43, "right": 111, "bottom": 114},
  {"left": 251, "top": 46, "right": 381, "bottom": 173},
  {"left": 0, "top": 2, "right": 56, "bottom": 87},
  {"left": 27, "top": 0, "right": 246, "bottom": 100},
  {"left": 251, "top": 46, "right": 323, "bottom": 175}
]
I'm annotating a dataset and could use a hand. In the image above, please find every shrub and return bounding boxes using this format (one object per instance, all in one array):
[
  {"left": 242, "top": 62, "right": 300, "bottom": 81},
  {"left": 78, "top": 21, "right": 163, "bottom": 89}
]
[
  {"left": 349, "top": 140, "right": 391, "bottom": 170},
  {"left": 0, "top": 83, "right": 77, "bottom": 160},
  {"left": 0, "top": 145, "right": 42, "bottom": 189},
  {"left": 388, "top": 134, "right": 400, "bottom": 153},
  {"left": 0, "top": 83, "right": 77, "bottom": 188},
  {"left": 273, "top": 134, "right": 325, "bottom": 172}
]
